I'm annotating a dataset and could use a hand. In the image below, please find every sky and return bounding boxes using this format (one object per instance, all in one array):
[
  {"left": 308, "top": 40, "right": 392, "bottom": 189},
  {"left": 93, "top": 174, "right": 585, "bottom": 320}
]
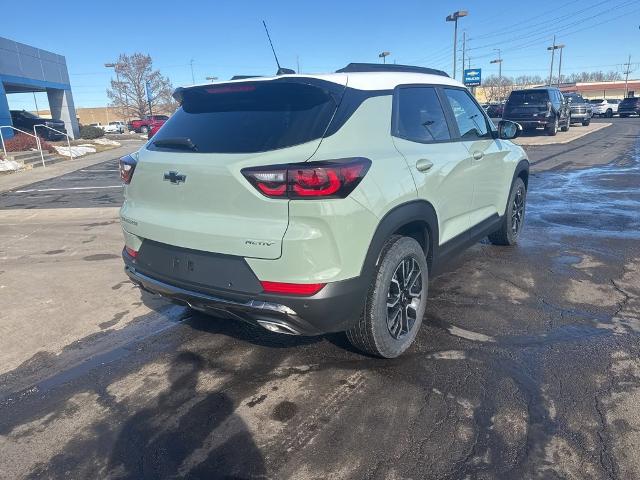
[{"left": 3, "top": 0, "right": 639, "bottom": 110}]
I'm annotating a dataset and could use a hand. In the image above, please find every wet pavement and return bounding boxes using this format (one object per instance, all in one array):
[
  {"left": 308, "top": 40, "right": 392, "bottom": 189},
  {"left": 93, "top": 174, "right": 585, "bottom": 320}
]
[{"left": 0, "top": 118, "right": 639, "bottom": 479}]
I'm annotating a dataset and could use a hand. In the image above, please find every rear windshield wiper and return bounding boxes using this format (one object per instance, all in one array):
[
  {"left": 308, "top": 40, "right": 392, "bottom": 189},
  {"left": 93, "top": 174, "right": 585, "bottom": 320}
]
[{"left": 152, "top": 137, "right": 198, "bottom": 151}]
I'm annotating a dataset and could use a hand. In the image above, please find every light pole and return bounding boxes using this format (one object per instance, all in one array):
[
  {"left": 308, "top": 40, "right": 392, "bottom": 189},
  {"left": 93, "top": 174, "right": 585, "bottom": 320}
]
[
  {"left": 190, "top": 59, "right": 195, "bottom": 84},
  {"left": 378, "top": 51, "right": 391, "bottom": 64},
  {"left": 490, "top": 48, "right": 503, "bottom": 101},
  {"left": 105, "top": 62, "right": 129, "bottom": 126},
  {"left": 461, "top": 31, "right": 466, "bottom": 78},
  {"left": 33, "top": 92, "right": 40, "bottom": 117},
  {"left": 446, "top": 10, "right": 468, "bottom": 80},
  {"left": 205, "top": 76, "right": 218, "bottom": 82},
  {"left": 547, "top": 36, "right": 562, "bottom": 86}
]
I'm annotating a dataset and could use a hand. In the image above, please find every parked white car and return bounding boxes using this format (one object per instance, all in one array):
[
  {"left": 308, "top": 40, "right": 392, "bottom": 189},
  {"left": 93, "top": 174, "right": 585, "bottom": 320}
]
[
  {"left": 88, "top": 122, "right": 126, "bottom": 133},
  {"left": 590, "top": 99, "right": 620, "bottom": 118},
  {"left": 103, "top": 122, "right": 126, "bottom": 134}
]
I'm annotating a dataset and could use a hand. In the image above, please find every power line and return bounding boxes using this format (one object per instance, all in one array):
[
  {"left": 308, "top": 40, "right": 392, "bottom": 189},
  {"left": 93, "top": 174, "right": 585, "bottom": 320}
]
[
  {"left": 469, "top": 0, "right": 605, "bottom": 42},
  {"left": 467, "top": 0, "right": 584, "bottom": 40},
  {"left": 468, "top": 0, "right": 637, "bottom": 53},
  {"left": 469, "top": 4, "right": 640, "bottom": 61}
]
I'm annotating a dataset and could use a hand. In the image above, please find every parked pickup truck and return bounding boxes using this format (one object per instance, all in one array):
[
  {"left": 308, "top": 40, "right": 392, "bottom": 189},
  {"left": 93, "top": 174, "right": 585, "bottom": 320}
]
[
  {"left": 10, "top": 110, "right": 67, "bottom": 140},
  {"left": 563, "top": 92, "right": 592, "bottom": 126},
  {"left": 127, "top": 115, "right": 169, "bottom": 133}
]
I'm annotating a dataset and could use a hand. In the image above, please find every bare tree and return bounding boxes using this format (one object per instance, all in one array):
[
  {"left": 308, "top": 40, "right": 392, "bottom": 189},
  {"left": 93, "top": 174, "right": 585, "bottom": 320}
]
[
  {"left": 513, "top": 74, "right": 544, "bottom": 89},
  {"left": 565, "top": 70, "right": 623, "bottom": 83},
  {"left": 482, "top": 74, "right": 515, "bottom": 102},
  {"left": 107, "top": 53, "right": 177, "bottom": 120}
]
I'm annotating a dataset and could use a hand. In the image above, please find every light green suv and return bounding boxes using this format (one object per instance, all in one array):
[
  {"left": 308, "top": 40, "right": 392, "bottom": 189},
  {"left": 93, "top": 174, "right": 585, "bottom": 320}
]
[{"left": 119, "top": 63, "right": 528, "bottom": 358}]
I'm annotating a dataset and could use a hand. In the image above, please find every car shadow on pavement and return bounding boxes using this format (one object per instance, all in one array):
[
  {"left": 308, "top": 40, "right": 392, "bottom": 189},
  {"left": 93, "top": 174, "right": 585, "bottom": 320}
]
[
  {"left": 184, "top": 310, "right": 324, "bottom": 349},
  {"left": 184, "top": 304, "right": 372, "bottom": 357}
]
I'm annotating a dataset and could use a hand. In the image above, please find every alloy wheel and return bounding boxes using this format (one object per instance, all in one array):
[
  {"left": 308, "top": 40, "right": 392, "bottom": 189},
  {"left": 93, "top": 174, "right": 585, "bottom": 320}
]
[
  {"left": 511, "top": 184, "right": 526, "bottom": 236},
  {"left": 386, "top": 256, "right": 423, "bottom": 339}
]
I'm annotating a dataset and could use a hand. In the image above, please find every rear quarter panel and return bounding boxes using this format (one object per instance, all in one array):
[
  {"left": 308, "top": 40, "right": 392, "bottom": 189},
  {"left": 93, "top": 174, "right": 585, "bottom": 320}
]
[{"left": 248, "top": 94, "right": 418, "bottom": 283}]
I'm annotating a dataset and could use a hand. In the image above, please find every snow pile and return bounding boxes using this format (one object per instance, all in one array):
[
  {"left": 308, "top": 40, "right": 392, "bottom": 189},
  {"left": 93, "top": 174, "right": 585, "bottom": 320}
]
[
  {"left": 0, "top": 160, "right": 22, "bottom": 172},
  {"left": 54, "top": 145, "right": 97, "bottom": 157},
  {"left": 93, "top": 138, "right": 121, "bottom": 146}
]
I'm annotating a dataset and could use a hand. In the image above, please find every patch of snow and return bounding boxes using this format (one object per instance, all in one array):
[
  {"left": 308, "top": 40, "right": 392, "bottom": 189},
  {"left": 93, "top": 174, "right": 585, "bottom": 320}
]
[
  {"left": 93, "top": 138, "right": 121, "bottom": 146},
  {"left": 54, "top": 145, "right": 97, "bottom": 157},
  {"left": 0, "top": 160, "right": 22, "bottom": 172}
]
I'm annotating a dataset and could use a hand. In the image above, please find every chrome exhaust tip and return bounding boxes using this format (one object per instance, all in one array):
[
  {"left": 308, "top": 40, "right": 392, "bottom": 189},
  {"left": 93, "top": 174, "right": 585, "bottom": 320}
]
[{"left": 257, "top": 320, "right": 301, "bottom": 335}]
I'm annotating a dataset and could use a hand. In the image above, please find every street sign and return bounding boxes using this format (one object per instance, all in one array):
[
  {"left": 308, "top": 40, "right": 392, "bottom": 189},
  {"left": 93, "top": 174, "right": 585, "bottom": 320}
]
[{"left": 463, "top": 68, "right": 481, "bottom": 87}]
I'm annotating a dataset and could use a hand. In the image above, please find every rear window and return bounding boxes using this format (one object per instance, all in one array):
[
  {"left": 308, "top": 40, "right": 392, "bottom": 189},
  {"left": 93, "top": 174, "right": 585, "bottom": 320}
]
[
  {"left": 149, "top": 81, "right": 340, "bottom": 153},
  {"left": 590, "top": 99, "right": 604, "bottom": 104},
  {"left": 507, "top": 90, "right": 549, "bottom": 105},
  {"left": 620, "top": 97, "right": 639, "bottom": 106}
]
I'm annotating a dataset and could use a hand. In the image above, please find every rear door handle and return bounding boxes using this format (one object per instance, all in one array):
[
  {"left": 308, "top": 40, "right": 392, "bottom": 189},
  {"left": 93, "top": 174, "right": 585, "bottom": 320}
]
[
  {"left": 472, "top": 151, "right": 484, "bottom": 160},
  {"left": 415, "top": 159, "right": 434, "bottom": 172}
]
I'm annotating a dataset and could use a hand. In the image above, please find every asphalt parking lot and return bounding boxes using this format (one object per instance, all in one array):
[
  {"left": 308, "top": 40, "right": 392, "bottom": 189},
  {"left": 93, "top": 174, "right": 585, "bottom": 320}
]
[{"left": 0, "top": 117, "right": 639, "bottom": 479}]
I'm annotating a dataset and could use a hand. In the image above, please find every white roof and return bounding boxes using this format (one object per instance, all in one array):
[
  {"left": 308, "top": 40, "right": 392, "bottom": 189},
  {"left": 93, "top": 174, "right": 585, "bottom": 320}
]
[{"left": 187, "top": 71, "right": 465, "bottom": 91}]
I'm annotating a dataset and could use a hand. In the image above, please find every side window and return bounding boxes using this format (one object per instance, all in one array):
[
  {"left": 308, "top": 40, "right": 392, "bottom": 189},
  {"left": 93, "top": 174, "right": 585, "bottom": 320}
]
[
  {"left": 394, "top": 87, "right": 451, "bottom": 142},
  {"left": 443, "top": 88, "right": 490, "bottom": 140}
]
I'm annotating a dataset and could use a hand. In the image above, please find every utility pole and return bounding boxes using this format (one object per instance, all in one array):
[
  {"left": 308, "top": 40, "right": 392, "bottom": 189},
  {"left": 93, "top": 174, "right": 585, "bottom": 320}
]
[
  {"left": 378, "top": 51, "right": 391, "bottom": 64},
  {"left": 490, "top": 49, "right": 503, "bottom": 101},
  {"left": 190, "top": 59, "right": 195, "bottom": 84},
  {"left": 556, "top": 44, "right": 566, "bottom": 87},
  {"left": 547, "top": 36, "right": 561, "bottom": 86},
  {"left": 446, "top": 10, "right": 468, "bottom": 80},
  {"left": 296, "top": 55, "right": 300, "bottom": 74},
  {"left": 623, "top": 55, "right": 633, "bottom": 97}
]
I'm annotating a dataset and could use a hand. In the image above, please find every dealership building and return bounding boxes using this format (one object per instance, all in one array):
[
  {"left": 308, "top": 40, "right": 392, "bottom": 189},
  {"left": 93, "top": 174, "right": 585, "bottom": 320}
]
[{"left": 0, "top": 36, "right": 79, "bottom": 140}]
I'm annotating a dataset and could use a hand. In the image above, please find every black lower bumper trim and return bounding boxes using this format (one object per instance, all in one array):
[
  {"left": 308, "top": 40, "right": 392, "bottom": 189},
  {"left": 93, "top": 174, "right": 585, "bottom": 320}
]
[{"left": 125, "top": 261, "right": 368, "bottom": 336}]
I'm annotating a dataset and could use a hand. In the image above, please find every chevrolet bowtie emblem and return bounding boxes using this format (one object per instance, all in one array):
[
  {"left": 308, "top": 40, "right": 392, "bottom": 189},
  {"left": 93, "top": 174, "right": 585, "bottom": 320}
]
[{"left": 163, "top": 171, "right": 186, "bottom": 184}]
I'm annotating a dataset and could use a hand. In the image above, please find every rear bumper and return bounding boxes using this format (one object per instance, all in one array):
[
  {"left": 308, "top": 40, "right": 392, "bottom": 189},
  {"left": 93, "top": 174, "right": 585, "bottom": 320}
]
[
  {"left": 504, "top": 118, "right": 550, "bottom": 128},
  {"left": 123, "top": 249, "right": 367, "bottom": 336}
]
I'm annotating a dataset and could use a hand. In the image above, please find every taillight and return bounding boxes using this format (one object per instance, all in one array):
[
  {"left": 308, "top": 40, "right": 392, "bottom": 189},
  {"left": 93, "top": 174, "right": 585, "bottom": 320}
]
[
  {"left": 241, "top": 158, "right": 371, "bottom": 199},
  {"left": 260, "top": 281, "right": 325, "bottom": 296},
  {"left": 119, "top": 154, "right": 138, "bottom": 184},
  {"left": 124, "top": 246, "right": 138, "bottom": 258}
]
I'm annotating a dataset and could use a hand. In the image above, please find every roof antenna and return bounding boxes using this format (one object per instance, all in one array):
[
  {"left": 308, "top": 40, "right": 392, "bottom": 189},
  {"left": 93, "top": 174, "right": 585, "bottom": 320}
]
[{"left": 262, "top": 21, "right": 295, "bottom": 75}]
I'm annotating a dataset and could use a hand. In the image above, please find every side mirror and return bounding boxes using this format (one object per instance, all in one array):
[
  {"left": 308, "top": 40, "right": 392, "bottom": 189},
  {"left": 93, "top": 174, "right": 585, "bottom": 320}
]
[{"left": 498, "top": 120, "right": 522, "bottom": 140}]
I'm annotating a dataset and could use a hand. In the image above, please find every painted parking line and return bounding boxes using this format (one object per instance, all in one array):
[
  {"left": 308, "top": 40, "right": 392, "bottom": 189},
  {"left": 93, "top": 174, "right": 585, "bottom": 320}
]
[
  {"left": 13, "top": 185, "right": 123, "bottom": 194},
  {"left": 79, "top": 169, "right": 120, "bottom": 173}
]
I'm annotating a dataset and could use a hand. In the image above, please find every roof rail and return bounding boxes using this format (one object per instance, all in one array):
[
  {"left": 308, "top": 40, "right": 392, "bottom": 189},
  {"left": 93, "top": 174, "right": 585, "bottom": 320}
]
[{"left": 336, "top": 63, "right": 449, "bottom": 77}]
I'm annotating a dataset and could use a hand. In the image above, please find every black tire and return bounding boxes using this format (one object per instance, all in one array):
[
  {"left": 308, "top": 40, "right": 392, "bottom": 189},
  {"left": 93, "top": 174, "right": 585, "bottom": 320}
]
[
  {"left": 347, "top": 235, "right": 428, "bottom": 358},
  {"left": 620, "top": 114, "right": 628, "bottom": 118},
  {"left": 561, "top": 117, "right": 570, "bottom": 132},
  {"left": 606, "top": 109, "right": 613, "bottom": 118},
  {"left": 582, "top": 119, "right": 590, "bottom": 126},
  {"left": 488, "top": 177, "right": 527, "bottom": 246},
  {"left": 546, "top": 116, "right": 558, "bottom": 136}
]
